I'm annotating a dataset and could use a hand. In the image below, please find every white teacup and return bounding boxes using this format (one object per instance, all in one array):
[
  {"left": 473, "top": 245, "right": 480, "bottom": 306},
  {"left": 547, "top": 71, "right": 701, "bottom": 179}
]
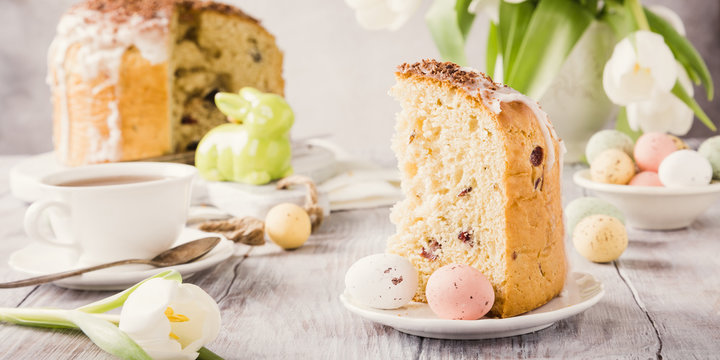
[{"left": 24, "top": 162, "right": 197, "bottom": 266}]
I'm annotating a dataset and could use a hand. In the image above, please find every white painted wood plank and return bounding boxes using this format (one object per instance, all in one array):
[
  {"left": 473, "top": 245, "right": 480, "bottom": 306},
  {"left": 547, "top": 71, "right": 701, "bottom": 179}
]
[{"left": 616, "top": 206, "right": 720, "bottom": 358}]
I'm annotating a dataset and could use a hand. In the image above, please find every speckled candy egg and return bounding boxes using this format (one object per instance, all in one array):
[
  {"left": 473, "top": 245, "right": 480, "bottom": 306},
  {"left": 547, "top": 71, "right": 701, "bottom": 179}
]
[
  {"left": 667, "top": 135, "right": 689, "bottom": 150},
  {"left": 585, "top": 129, "right": 635, "bottom": 164},
  {"left": 425, "top": 264, "right": 495, "bottom": 320},
  {"left": 628, "top": 171, "right": 663, "bottom": 187},
  {"left": 698, "top": 136, "right": 720, "bottom": 179},
  {"left": 634, "top": 133, "right": 677, "bottom": 172},
  {"left": 590, "top": 148, "right": 635, "bottom": 185},
  {"left": 658, "top": 150, "right": 713, "bottom": 187},
  {"left": 344, "top": 254, "right": 419, "bottom": 309},
  {"left": 565, "top": 197, "right": 625, "bottom": 234},
  {"left": 265, "top": 203, "right": 311, "bottom": 250},
  {"left": 573, "top": 215, "right": 628, "bottom": 263}
]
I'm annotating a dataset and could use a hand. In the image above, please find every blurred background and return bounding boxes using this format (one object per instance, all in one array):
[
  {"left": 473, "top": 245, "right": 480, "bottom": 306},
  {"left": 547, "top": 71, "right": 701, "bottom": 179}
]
[{"left": 0, "top": 0, "right": 717, "bottom": 162}]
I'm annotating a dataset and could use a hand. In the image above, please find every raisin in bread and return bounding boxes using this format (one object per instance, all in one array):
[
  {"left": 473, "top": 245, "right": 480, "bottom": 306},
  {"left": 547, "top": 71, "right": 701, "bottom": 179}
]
[
  {"left": 387, "top": 59, "right": 566, "bottom": 318},
  {"left": 48, "top": 0, "right": 284, "bottom": 166}
]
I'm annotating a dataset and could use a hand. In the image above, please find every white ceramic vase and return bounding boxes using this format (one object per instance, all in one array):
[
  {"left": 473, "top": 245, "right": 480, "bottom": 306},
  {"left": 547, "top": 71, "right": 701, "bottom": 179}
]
[{"left": 539, "top": 21, "right": 618, "bottom": 163}]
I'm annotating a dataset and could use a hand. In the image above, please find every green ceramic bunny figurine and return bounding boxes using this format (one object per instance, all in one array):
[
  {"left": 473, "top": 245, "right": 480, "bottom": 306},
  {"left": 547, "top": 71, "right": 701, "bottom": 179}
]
[{"left": 195, "top": 87, "right": 293, "bottom": 185}]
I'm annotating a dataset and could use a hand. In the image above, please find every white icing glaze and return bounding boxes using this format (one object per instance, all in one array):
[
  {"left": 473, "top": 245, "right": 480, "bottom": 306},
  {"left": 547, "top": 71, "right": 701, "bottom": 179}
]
[
  {"left": 86, "top": 101, "right": 122, "bottom": 164},
  {"left": 455, "top": 66, "right": 565, "bottom": 171},
  {"left": 198, "top": 131, "right": 249, "bottom": 155},
  {"left": 47, "top": 8, "right": 170, "bottom": 163}
]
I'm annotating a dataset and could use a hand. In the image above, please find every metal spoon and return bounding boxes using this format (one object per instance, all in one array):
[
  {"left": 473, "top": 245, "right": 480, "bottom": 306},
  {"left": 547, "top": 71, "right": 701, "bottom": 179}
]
[{"left": 0, "top": 237, "right": 221, "bottom": 288}]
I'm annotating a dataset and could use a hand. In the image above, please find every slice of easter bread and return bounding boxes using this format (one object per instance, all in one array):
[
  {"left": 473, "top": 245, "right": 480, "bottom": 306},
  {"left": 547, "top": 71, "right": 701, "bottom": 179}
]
[{"left": 387, "top": 59, "right": 566, "bottom": 318}]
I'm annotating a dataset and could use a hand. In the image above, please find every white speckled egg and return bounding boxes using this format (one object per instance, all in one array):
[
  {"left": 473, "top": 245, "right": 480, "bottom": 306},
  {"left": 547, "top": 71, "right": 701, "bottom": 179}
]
[
  {"left": 658, "top": 150, "right": 713, "bottom": 187},
  {"left": 344, "top": 254, "right": 419, "bottom": 309},
  {"left": 573, "top": 215, "right": 628, "bottom": 263}
]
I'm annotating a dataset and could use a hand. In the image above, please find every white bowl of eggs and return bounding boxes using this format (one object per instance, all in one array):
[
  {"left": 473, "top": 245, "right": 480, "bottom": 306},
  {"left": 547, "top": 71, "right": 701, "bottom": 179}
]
[{"left": 574, "top": 132, "right": 720, "bottom": 230}]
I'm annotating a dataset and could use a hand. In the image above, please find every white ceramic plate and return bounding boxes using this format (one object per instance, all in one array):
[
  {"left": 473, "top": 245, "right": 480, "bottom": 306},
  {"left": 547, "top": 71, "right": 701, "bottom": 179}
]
[
  {"left": 340, "top": 272, "right": 603, "bottom": 340},
  {"left": 574, "top": 169, "right": 720, "bottom": 230},
  {"left": 8, "top": 228, "right": 234, "bottom": 290}
]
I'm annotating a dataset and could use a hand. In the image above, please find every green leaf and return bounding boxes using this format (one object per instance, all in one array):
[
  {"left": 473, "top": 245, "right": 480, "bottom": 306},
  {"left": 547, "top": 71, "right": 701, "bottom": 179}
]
[
  {"left": 198, "top": 347, "right": 226, "bottom": 360},
  {"left": 615, "top": 107, "right": 642, "bottom": 141},
  {"left": 425, "top": 0, "right": 476, "bottom": 65},
  {"left": 0, "top": 309, "right": 151, "bottom": 360},
  {"left": 579, "top": 0, "right": 599, "bottom": 15},
  {"left": 671, "top": 82, "right": 717, "bottom": 131},
  {"left": 505, "top": 0, "right": 594, "bottom": 99},
  {"left": 67, "top": 311, "right": 152, "bottom": 360},
  {"left": 77, "top": 270, "right": 182, "bottom": 314},
  {"left": 685, "top": 66, "right": 701, "bottom": 85},
  {"left": 454, "top": 0, "right": 475, "bottom": 38},
  {"left": 645, "top": 8, "right": 714, "bottom": 100},
  {"left": 486, "top": 22, "right": 499, "bottom": 78},
  {"left": 498, "top": 1, "right": 535, "bottom": 79}
]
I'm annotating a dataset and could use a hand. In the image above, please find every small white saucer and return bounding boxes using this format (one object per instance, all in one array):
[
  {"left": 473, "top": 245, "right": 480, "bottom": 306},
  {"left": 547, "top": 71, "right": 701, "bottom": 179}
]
[
  {"left": 8, "top": 228, "right": 234, "bottom": 291},
  {"left": 340, "top": 272, "right": 604, "bottom": 340}
]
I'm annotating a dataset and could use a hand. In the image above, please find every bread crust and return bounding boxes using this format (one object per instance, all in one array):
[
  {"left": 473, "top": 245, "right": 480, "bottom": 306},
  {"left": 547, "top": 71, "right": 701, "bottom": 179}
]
[
  {"left": 50, "top": 45, "right": 171, "bottom": 166},
  {"left": 497, "top": 101, "right": 566, "bottom": 317}
]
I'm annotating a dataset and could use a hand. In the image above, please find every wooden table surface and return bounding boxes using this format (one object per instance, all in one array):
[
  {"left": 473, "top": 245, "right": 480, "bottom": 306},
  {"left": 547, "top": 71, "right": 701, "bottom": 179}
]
[{"left": 0, "top": 156, "right": 718, "bottom": 359}]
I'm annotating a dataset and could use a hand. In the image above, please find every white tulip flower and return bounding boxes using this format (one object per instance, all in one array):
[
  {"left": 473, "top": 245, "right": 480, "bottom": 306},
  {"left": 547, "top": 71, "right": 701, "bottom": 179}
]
[
  {"left": 468, "top": 0, "right": 499, "bottom": 23},
  {"left": 468, "top": 0, "right": 527, "bottom": 23},
  {"left": 626, "top": 63, "right": 694, "bottom": 135},
  {"left": 649, "top": 5, "right": 686, "bottom": 36},
  {"left": 345, "top": 0, "right": 421, "bottom": 31},
  {"left": 602, "top": 30, "right": 677, "bottom": 106},
  {"left": 119, "top": 279, "right": 221, "bottom": 360}
]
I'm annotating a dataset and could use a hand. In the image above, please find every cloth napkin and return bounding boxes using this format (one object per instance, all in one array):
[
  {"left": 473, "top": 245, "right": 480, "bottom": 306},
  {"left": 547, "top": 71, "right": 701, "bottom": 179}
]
[{"left": 190, "top": 139, "right": 402, "bottom": 220}]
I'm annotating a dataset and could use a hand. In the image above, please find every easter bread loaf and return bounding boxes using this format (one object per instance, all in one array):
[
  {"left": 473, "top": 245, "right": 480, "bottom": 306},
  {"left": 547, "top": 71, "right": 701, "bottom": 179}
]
[
  {"left": 387, "top": 59, "right": 566, "bottom": 318},
  {"left": 48, "top": 0, "right": 284, "bottom": 166}
]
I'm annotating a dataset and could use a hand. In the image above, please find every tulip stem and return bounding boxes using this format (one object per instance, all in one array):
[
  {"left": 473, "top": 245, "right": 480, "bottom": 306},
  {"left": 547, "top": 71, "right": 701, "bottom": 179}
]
[
  {"left": 0, "top": 308, "right": 74, "bottom": 328},
  {"left": 198, "top": 347, "right": 225, "bottom": 360},
  {"left": 0, "top": 308, "right": 120, "bottom": 328},
  {"left": 626, "top": 0, "right": 650, "bottom": 31}
]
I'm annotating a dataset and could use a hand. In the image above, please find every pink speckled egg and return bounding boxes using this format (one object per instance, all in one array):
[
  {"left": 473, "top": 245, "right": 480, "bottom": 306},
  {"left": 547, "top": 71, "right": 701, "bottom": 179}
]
[
  {"left": 634, "top": 133, "right": 677, "bottom": 172},
  {"left": 628, "top": 171, "right": 663, "bottom": 187},
  {"left": 425, "top": 264, "right": 494, "bottom": 320}
]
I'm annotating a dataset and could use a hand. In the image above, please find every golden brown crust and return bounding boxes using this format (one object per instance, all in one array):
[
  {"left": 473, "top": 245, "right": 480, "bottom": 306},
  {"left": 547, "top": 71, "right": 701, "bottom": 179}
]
[
  {"left": 497, "top": 101, "right": 566, "bottom": 317},
  {"left": 51, "top": 45, "right": 171, "bottom": 165},
  {"left": 117, "top": 48, "right": 172, "bottom": 161},
  {"left": 397, "top": 59, "right": 500, "bottom": 95}
]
